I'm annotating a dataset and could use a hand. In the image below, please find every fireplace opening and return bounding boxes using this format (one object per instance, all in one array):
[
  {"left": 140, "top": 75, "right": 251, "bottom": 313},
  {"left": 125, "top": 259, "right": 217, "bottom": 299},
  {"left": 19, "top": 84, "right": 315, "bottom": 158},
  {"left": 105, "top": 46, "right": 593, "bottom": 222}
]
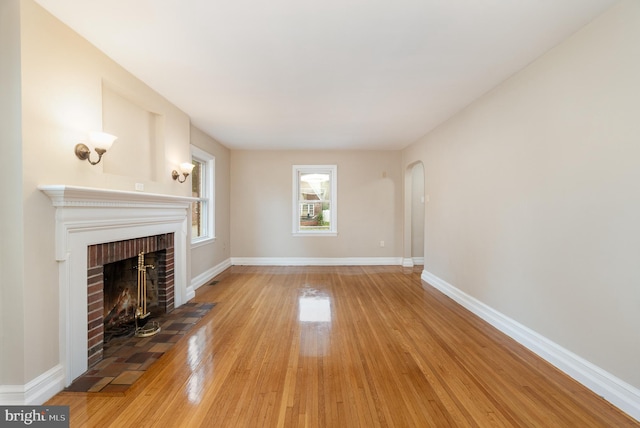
[
  {"left": 103, "top": 250, "right": 164, "bottom": 341},
  {"left": 87, "top": 233, "right": 175, "bottom": 367}
]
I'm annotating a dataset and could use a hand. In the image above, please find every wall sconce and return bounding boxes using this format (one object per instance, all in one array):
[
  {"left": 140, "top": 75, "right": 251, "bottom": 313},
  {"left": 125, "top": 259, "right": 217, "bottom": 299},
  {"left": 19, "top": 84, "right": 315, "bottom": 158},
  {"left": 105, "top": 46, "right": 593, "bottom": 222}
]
[
  {"left": 75, "top": 131, "right": 118, "bottom": 165},
  {"left": 172, "top": 162, "right": 195, "bottom": 183}
]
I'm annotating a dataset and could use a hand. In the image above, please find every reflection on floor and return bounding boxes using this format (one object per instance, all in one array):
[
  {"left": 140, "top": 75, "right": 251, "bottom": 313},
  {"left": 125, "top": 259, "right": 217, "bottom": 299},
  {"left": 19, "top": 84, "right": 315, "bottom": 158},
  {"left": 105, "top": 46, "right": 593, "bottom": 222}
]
[{"left": 63, "top": 302, "right": 215, "bottom": 393}]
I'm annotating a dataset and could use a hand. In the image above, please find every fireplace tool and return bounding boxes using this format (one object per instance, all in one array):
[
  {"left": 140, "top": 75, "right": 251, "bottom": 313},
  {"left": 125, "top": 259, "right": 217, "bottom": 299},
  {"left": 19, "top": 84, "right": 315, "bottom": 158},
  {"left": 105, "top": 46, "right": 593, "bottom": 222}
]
[{"left": 135, "top": 251, "right": 161, "bottom": 337}]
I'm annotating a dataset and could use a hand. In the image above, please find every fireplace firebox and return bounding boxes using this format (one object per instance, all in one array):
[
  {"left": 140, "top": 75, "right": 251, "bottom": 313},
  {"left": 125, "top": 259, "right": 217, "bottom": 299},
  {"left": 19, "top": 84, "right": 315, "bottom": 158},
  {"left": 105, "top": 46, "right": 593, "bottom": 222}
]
[
  {"left": 103, "top": 250, "right": 164, "bottom": 341},
  {"left": 87, "top": 233, "right": 174, "bottom": 367}
]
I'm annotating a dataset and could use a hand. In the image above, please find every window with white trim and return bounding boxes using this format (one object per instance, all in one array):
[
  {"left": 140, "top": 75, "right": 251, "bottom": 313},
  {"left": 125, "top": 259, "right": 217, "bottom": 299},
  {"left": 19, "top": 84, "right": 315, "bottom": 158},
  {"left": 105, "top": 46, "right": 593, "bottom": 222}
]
[
  {"left": 293, "top": 165, "right": 337, "bottom": 236},
  {"left": 191, "top": 146, "right": 215, "bottom": 244},
  {"left": 302, "top": 203, "right": 315, "bottom": 217}
]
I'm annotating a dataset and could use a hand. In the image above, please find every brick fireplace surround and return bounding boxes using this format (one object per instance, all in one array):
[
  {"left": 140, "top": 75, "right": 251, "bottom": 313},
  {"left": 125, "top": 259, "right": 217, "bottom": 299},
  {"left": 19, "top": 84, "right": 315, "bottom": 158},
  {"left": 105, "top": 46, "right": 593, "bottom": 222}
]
[
  {"left": 40, "top": 185, "right": 195, "bottom": 386},
  {"left": 87, "top": 233, "right": 175, "bottom": 367}
]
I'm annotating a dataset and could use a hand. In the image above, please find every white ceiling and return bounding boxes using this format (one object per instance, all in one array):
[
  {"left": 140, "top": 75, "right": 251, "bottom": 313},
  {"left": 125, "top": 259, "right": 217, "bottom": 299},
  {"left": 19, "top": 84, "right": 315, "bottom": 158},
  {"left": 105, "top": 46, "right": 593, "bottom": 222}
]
[{"left": 34, "top": 0, "right": 616, "bottom": 151}]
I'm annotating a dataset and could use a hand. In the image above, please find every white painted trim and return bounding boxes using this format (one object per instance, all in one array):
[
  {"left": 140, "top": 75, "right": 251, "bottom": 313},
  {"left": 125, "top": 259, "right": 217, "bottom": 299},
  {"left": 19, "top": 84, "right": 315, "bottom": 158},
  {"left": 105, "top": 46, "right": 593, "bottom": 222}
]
[
  {"left": 412, "top": 257, "right": 424, "bottom": 265},
  {"left": 0, "top": 385, "right": 23, "bottom": 405},
  {"left": 191, "top": 258, "right": 232, "bottom": 290},
  {"left": 0, "top": 365, "right": 64, "bottom": 405},
  {"left": 231, "top": 257, "right": 403, "bottom": 266},
  {"left": 39, "top": 185, "right": 195, "bottom": 387},
  {"left": 402, "top": 258, "right": 414, "bottom": 268},
  {"left": 190, "top": 145, "right": 215, "bottom": 242},
  {"left": 421, "top": 270, "right": 640, "bottom": 422},
  {"left": 292, "top": 232, "right": 338, "bottom": 237},
  {"left": 38, "top": 185, "right": 196, "bottom": 208},
  {"left": 292, "top": 165, "right": 338, "bottom": 236},
  {"left": 191, "top": 236, "right": 216, "bottom": 249},
  {"left": 185, "top": 284, "right": 196, "bottom": 302}
]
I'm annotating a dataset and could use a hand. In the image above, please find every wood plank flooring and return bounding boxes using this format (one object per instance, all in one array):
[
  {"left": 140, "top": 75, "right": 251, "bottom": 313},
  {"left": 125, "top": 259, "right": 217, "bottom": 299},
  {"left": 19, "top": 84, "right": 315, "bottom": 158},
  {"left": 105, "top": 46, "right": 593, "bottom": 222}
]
[{"left": 46, "top": 265, "right": 638, "bottom": 427}]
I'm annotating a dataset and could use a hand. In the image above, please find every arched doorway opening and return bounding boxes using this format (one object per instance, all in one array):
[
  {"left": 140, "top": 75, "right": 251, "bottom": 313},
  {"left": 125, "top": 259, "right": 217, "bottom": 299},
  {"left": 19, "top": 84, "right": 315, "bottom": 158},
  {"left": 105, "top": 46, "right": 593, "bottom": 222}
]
[{"left": 403, "top": 162, "right": 425, "bottom": 267}]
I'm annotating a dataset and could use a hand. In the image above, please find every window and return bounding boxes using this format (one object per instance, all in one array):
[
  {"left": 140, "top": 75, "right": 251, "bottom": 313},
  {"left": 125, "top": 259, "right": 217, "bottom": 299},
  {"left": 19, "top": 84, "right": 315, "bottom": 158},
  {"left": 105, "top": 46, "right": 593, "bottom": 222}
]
[
  {"left": 301, "top": 203, "right": 315, "bottom": 217},
  {"left": 191, "top": 146, "right": 214, "bottom": 245},
  {"left": 293, "top": 165, "right": 337, "bottom": 236}
]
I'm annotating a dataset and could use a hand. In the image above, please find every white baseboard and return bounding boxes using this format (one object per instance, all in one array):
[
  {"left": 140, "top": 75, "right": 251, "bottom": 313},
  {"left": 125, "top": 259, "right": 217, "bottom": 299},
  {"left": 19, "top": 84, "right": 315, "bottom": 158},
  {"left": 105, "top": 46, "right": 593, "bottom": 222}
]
[
  {"left": 402, "top": 257, "right": 423, "bottom": 267},
  {"left": 185, "top": 286, "right": 196, "bottom": 302},
  {"left": 0, "top": 364, "right": 65, "bottom": 405},
  {"left": 421, "top": 270, "right": 640, "bottom": 422},
  {"left": 402, "top": 258, "right": 414, "bottom": 267},
  {"left": 191, "top": 258, "right": 232, "bottom": 290},
  {"left": 230, "top": 257, "right": 403, "bottom": 266}
]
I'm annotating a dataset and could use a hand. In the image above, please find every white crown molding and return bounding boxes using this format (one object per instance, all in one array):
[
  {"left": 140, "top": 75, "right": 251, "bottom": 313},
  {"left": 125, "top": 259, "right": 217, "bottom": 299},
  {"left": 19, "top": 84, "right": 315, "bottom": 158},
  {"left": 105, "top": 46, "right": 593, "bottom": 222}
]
[{"left": 421, "top": 270, "right": 640, "bottom": 422}]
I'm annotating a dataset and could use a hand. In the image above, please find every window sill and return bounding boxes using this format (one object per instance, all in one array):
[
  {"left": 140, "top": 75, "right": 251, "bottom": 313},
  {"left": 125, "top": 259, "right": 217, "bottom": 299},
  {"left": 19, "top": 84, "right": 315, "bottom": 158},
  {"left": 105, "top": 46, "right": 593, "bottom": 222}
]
[
  {"left": 292, "top": 232, "right": 338, "bottom": 237},
  {"left": 191, "top": 236, "right": 216, "bottom": 249}
]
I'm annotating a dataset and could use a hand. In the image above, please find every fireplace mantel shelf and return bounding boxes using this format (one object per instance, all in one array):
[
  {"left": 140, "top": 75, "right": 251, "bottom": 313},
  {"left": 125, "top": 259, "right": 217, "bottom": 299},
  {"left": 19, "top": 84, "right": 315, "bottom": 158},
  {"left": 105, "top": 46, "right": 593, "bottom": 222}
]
[{"left": 39, "top": 185, "right": 197, "bottom": 208}]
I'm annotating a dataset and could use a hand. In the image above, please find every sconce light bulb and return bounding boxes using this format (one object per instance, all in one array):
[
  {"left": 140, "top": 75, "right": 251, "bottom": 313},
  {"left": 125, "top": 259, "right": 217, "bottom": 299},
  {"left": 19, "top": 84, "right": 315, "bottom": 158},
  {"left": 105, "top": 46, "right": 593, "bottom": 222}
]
[
  {"left": 89, "top": 132, "right": 117, "bottom": 151},
  {"left": 75, "top": 131, "right": 117, "bottom": 166},
  {"left": 172, "top": 161, "right": 194, "bottom": 183},
  {"left": 180, "top": 162, "right": 195, "bottom": 174}
]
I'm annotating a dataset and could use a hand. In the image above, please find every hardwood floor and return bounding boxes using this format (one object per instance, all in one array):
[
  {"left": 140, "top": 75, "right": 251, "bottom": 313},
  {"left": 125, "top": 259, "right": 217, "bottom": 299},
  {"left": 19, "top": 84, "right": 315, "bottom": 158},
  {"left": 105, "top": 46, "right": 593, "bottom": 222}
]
[{"left": 47, "top": 265, "right": 638, "bottom": 427}]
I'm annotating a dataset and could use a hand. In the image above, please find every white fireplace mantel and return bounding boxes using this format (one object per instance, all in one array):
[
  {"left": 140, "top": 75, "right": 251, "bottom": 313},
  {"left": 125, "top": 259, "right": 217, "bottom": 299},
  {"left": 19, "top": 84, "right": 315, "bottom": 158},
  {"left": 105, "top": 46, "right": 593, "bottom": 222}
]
[
  {"left": 39, "top": 185, "right": 197, "bottom": 385},
  {"left": 39, "top": 185, "right": 196, "bottom": 208}
]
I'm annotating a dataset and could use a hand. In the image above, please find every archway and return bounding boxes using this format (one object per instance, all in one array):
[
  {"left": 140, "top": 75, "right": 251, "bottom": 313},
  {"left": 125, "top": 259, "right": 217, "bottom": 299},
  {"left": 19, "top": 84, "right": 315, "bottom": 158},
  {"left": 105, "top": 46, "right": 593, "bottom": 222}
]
[{"left": 403, "top": 161, "right": 425, "bottom": 267}]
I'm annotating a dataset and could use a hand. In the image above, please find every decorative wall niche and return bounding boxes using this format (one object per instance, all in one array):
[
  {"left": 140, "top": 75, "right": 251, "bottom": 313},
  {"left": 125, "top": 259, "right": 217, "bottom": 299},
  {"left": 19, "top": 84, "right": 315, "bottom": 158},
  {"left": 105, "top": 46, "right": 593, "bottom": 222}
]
[{"left": 101, "top": 82, "right": 163, "bottom": 181}]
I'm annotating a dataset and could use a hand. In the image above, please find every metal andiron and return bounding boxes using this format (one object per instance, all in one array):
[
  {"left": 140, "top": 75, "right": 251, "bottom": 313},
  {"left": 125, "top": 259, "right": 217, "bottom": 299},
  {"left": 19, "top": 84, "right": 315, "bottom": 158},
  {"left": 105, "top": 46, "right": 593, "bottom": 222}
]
[{"left": 135, "top": 251, "right": 161, "bottom": 337}]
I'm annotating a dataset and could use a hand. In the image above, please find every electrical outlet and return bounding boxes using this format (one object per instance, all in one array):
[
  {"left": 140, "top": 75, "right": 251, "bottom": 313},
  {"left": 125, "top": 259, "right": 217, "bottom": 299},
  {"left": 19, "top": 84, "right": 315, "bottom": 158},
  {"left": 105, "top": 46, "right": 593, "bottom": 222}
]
[
  {"left": 135, "top": 183, "right": 144, "bottom": 191},
  {"left": 380, "top": 241, "right": 385, "bottom": 247}
]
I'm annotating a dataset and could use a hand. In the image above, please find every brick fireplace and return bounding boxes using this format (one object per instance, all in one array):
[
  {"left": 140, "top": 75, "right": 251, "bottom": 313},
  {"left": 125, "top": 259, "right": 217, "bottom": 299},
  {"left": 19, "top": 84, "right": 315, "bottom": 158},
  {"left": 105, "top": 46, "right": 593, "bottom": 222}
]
[
  {"left": 40, "top": 185, "right": 195, "bottom": 385},
  {"left": 87, "top": 233, "right": 175, "bottom": 367}
]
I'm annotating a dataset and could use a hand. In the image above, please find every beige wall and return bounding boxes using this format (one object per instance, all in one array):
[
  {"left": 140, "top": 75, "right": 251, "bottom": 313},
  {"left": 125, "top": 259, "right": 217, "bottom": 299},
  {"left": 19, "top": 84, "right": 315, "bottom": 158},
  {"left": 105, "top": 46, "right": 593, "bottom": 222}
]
[
  {"left": 231, "top": 150, "right": 402, "bottom": 259},
  {"left": 410, "top": 163, "right": 425, "bottom": 259},
  {"left": 190, "top": 125, "right": 231, "bottom": 277},
  {"left": 5, "top": 0, "right": 637, "bottom": 407},
  {"left": 9, "top": 0, "right": 195, "bottom": 385},
  {"left": 0, "top": 0, "right": 26, "bottom": 387},
  {"left": 403, "top": 0, "right": 640, "bottom": 389}
]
